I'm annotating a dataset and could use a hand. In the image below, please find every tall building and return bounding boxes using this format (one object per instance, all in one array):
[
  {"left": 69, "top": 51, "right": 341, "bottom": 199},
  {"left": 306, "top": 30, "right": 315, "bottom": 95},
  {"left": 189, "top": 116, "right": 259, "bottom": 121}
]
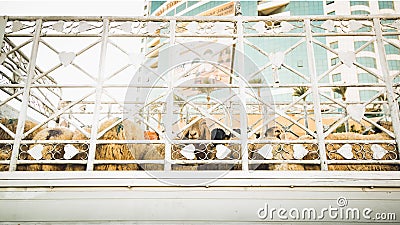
[
  {"left": 324, "top": 1, "right": 400, "bottom": 103},
  {"left": 141, "top": 0, "right": 400, "bottom": 106}
]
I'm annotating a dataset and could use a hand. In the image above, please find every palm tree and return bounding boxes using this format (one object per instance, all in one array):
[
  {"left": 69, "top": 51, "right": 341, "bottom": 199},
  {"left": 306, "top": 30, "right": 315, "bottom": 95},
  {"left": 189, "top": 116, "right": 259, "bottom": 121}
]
[
  {"left": 175, "top": 95, "right": 185, "bottom": 122},
  {"left": 332, "top": 86, "right": 347, "bottom": 102},
  {"left": 293, "top": 86, "right": 309, "bottom": 129},
  {"left": 332, "top": 86, "right": 348, "bottom": 131},
  {"left": 374, "top": 93, "right": 388, "bottom": 120},
  {"left": 199, "top": 78, "right": 215, "bottom": 108}
]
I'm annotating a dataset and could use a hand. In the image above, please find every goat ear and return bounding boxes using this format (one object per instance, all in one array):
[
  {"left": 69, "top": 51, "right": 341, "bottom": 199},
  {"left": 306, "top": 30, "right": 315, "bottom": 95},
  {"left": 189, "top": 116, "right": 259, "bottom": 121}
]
[{"left": 202, "top": 126, "right": 211, "bottom": 140}]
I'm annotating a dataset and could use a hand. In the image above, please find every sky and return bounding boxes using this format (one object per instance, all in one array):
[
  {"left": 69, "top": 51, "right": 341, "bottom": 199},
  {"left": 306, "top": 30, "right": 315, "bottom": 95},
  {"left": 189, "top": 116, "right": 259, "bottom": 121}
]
[
  {"left": 0, "top": 0, "right": 145, "bottom": 16},
  {"left": 0, "top": 0, "right": 147, "bottom": 123}
]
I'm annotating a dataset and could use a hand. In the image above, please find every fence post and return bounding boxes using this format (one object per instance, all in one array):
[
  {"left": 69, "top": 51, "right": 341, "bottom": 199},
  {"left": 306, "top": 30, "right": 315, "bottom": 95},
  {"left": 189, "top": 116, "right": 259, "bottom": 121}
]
[
  {"left": 86, "top": 18, "right": 109, "bottom": 171},
  {"left": 164, "top": 19, "right": 177, "bottom": 171},
  {"left": 0, "top": 16, "right": 7, "bottom": 50},
  {"left": 9, "top": 19, "right": 42, "bottom": 171},
  {"left": 234, "top": 16, "right": 249, "bottom": 171},
  {"left": 373, "top": 18, "right": 400, "bottom": 152},
  {"left": 304, "top": 19, "right": 328, "bottom": 171}
]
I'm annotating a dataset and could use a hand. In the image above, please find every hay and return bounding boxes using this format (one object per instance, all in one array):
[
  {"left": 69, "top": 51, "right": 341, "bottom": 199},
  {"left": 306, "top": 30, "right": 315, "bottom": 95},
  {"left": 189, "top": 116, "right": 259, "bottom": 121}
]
[
  {"left": 68, "top": 119, "right": 170, "bottom": 171},
  {"left": 374, "top": 121, "right": 393, "bottom": 133},
  {"left": 326, "top": 132, "right": 397, "bottom": 171},
  {"left": 0, "top": 118, "right": 42, "bottom": 140},
  {"left": 0, "top": 118, "right": 44, "bottom": 171},
  {"left": 94, "top": 118, "right": 141, "bottom": 171},
  {"left": 21, "top": 127, "right": 73, "bottom": 171},
  {"left": 303, "top": 132, "right": 398, "bottom": 171}
]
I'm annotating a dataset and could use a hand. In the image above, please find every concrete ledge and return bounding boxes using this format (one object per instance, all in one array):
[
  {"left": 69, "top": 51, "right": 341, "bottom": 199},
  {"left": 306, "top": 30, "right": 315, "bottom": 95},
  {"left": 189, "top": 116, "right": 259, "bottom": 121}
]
[{"left": 0, "top": 171, "right": 399, "bottom": 187}]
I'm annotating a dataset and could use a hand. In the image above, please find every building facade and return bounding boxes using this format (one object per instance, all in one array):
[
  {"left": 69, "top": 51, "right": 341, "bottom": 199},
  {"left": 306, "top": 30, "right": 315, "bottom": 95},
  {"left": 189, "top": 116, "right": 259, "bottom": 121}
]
[{"left": 141, "top": 0, "right": 400, "bottom": 122}]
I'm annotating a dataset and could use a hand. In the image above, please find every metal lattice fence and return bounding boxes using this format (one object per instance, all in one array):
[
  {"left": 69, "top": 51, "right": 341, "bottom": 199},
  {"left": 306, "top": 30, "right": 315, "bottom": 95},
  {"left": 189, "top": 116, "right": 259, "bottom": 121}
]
[{"left": 0, "top": 15, "right": 399, "bottom": 172}]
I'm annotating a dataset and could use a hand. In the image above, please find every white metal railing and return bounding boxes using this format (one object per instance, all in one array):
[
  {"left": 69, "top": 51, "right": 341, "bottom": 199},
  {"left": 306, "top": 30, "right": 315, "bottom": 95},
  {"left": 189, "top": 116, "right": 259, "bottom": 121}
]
[{"left": 0, "top": 15, "right": 399, "bottom": 172}]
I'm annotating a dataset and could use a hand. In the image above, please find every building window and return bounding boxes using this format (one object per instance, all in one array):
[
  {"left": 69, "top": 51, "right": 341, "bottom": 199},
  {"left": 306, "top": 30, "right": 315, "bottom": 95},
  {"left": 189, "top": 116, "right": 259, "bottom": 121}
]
[
  {"left": 274, "top": 93, "right": 293, "bottom": 102},
  {"left": 326, "top": 0, "right": 334, "bottom": 5},
  {"left": 356, "top": 57, "right": 377, "bottom": 68},
  {"left": 351, "top": 10, "right": 370, "bottom": 15},
  {"left": 359, "top": 90, "right": 378, "bottom": 101},
  {"left": 287, "top": 1, "right": 324, "bottom": 16},
  {"left": 327, "top": 11, "right": 335, "bottom": 15},
  {"left": 385, "top": 44, "right": 400, "bottom": 54},
  {"left": 297, "top": 60, "right": 304, "bottom": 67},
  {"left": 330, "top": 41, "right": 338, "bottom": 49},
  {"left": 354, "top": 41, "right": 375, "bottom": 52},
  {"left": 166, "top": 10, "right": 175, "bottom": 16},
  {"left": 357, "top": 27, "right": 371, "bottom": 32},
  {"left": 350, "top": 1, "right": 369, "bottom": 6},
  {"left": 150, "top": 1, "right": 166, "bottom": 14},
  {"left": 332, "top": 73, "right": 341, "bottom": 83},
  {"left": 176, "top": 3, "right": 186, "bottom": 14},
  {"left": 358, "top": 73, "right": 378, "bottom": 83},
  {"left": 385, "top": 35, "right": 399, "bottom": 39},
  {"left": 187, "top": 1, "right": 199, "bottom": 8},
  {"left": 388, "top": 60, "right": 400, "bottom": 70},
  {"left": 379, "top": 1, "right": 394, "bottom": 9},
  {"left": 334, "top": 92, "right": 341, "bottom": 99},
  {"left": 331, "top": 57, "right": 340, "bottom": 66}
]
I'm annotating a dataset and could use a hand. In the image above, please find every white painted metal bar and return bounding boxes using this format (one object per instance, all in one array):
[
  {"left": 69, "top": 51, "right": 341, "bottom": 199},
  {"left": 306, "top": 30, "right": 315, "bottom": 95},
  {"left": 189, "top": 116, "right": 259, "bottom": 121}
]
[
  {"left": 3, "top": 39, "right": 33, "bottom": 57},
  {"left": 17, "top": 160, "right": 88, "bottom": 164},
  {"left": 0, "top": 89, "right": 24, "bottom": 108},
  {"left": 0, "top": 123, "right": 15, "bottom": 139},
  {"left": 373, "top": 18, "right": 400, "bottom": 152},
  {"left": 363, "top": 117, "right": 395, "bottom": 138},
  {"left": 86, "top": 19, "right": 110, "bottom": 171},
  {"left": 8, "top": 19, "right": 42, "bottom": 171},
  {"left": 235, "top": 17, "right": 249, "bottom": 171},
  {"left": 4, "top": 41, "right": 59, "bottom": 93},
  {"left": 13, "top": 82, "right": 385, "bottom": 89},
  {"left": 0, "top": 16, "right": 7, "bottom": 50},
  {"left": 323, "top": 115, "right": 352, "bottom": 138},
  {"left": 247, "top": 92, "right": 317, "bottom": 138},
  {"left": 4, "top": 33, "right": 171, "bottom": 38},
  {"left": 23, "top": 91, "right": 95, "bottom": 138},
  {"left": 163, "top": 19, "right": 177, "bottom": 171},
  {"left": 34, "top": 158, "right": 370, "bottom": 165},
  {"left": 64, "top": 117, "right": 91, "bottom": 139},
  {"left": 5, "top": 14, "right": 400, "bottom": 21},
  {"left": 304, "top": 19, "right": 328, "bottom": 171},
  {"left": 4, "top": 138, "right": 394, "bottom": 145}
]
